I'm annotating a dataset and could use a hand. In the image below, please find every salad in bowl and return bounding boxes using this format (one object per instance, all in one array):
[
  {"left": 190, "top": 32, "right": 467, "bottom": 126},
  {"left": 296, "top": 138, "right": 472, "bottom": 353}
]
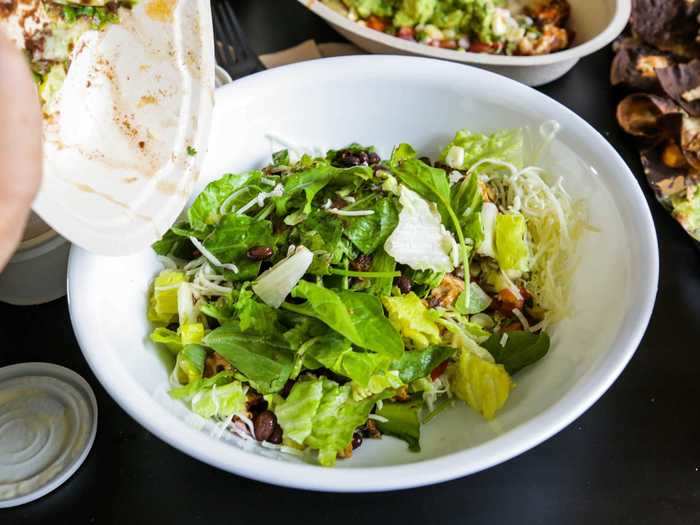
[{"left": 148, "top": 125, "right": 586, "bottom": 467}]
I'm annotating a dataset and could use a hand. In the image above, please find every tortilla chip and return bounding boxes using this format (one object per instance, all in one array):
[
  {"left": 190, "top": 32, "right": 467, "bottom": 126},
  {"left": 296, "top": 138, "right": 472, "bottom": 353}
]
[
  {"left": 657, "top": 60, "right": 700, "bottom": 116},
  {"left": 641, "top": 141, "right": 698, "bottom": 198},
  {"left": 611, "top": 43, "right": 676, "bottom": 90},
  {"left": 630, "top": 0, "right": 700, "bottom": 58},
  {"left": 616, "top": 93, "right": 681, "bottom": 137}
]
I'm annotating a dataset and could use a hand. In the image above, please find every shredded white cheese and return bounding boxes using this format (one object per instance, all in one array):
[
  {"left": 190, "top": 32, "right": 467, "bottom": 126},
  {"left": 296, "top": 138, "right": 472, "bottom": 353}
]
[
  {"left": 327, "top": 208, "right": 375, "bottom": 216},
  {"left": 512, "top": 308, "right": 530, "bottom": 331},
  {"left": 236, "top": 183, "right": 284, "bottom": 216},
  {"left": 500, "top": 332, "right": 509, "bottom": 347},
  {"left": 368, "top": 414, "right": 389, "bottom": 423},
  {"left": 189, "top": 237, "right": 239, "bottom": 274}
]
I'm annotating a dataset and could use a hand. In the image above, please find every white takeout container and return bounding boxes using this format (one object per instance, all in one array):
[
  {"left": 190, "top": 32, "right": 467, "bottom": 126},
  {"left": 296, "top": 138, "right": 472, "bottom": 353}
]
[
  {"left": 67, "top": 56, "right": 658, "bottom": 492},
  {"left": 300, "top": 0, "right": 631, "bottom": 86}
]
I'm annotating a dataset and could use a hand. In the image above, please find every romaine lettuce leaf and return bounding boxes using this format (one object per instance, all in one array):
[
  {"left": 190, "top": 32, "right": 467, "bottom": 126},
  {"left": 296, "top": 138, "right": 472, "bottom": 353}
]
[
  {"left": 390, "top": 345, "right": 454, "bottom": 383},
  {"left": 305, "top": 379, "right": 377, "bottom": 466},
  {"left": 204, "top": 215, "right": 275, "bottom": 281},
  {"left": 303, "top": 333, "right": 391, "bottom": 386},
  {"left": 344, "top": 197, "right": 400, "bottom": 255},
  {"left": 203, "top": 322, "right": 294, "bottom": 394},
  {"left": 494, "top": 212, "right": 530, "bottom": 272},
  {"left": 439, "top": 128, "right": 523, "bottom": 171},
  {"left": 375, "top": 400, "right": 423, "bottom": 452},
  {"left": 191, "top": 380, "right": 247, "bottom": 419},
  {"left": 369, "top": 248, "right": 397, "bottom": 297},
  {"left": 384, "top": 185, "right": 457, "bottom": 273},
  {"left": 289, "top": 281, "right": 404, "bottom": 358},
  {"left": 382, "top": 292, "right": 441, "bottom": 349},
  {"left": 180, "top": 323, "right": 205, "bottom": 345},
  {"left": 188, "top": 171, "right": 265, "bottom": 231},
  {"left": 150, "top": 270, "right": 186, "bottom": 323},
  {"left": 150, "top": 327, "right": 182, "bottom": 353},
  {"left": 482, "top": 330, "right": 550, "bottom": 375},
  {"left": 454, "top": 282, "right": 492, "bottom": 314},
  {"left": 235, "top": 283, "right": 280, "bottom": 333},
  {"left": 274, "top": 378, "right": 325, "bottom": 444},
  {"left": 172, "top": 345, "right": 208, "bottom": 385},
  {"left": 449, "top": 348, "right": 512, "bottom": 420}
]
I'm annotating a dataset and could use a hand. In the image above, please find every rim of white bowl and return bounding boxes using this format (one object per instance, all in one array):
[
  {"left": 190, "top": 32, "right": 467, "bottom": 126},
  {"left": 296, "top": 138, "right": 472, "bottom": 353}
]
[
  {"left": 68, "top": 56, "right": 658, "bottom": 492},
  {"left": 302, "top": 0, "right": 631, "bottom": 67}
]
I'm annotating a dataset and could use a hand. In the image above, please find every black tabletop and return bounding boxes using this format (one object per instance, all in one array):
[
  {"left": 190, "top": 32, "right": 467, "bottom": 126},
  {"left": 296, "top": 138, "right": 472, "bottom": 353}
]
[{"left": 3, "top": 2, "right": 700, "bottom": 524}]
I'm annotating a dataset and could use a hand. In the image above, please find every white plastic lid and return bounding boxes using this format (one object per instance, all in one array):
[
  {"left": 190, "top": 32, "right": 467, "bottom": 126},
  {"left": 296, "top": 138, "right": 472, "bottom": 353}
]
[
  {"left": 32, "top": 0, "right": 215, "bottom": 256},
  {"left": 0, "top": 363, "right": 97, "bottom": 508}
]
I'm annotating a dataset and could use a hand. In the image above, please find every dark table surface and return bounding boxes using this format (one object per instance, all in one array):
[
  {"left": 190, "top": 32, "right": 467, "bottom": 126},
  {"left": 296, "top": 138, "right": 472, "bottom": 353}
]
[{"left": 3, "top": 2, "right": 700, "bottom": 524}]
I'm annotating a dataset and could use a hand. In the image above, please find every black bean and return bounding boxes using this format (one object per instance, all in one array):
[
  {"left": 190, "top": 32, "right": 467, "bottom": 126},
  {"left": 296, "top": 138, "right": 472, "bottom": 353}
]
[
  {"left": 350, "top": 254, "right": 373, "bottom": 272},
  {"left": 357, "top": 151, "right": 369, "bottom": 165},
  {"left": 247, "top": 246, "right": 273, "bottom": 261},
  {"left": 254, "top": 410, "right": 277, "bottom": 442},
  {"left": 268, "top": 424, "right": 283, "bottom": 445},
  {"left": 247, "top": 393, "right": 267, "bottom": 415},
  {"left": 397, "top": 275, "right": 412, "bottom": 294},
  {"left": 338, "top": 150, "right": 360, "bottom": 167},
  {"left": 368, "top": 152, "right": 381, "bottom": 165},
  {"left": 419, "top": 156, "right": 432, "bottom": 166},
  {"left": 352, "top": 432, "right": 363, "bottom": 450}
]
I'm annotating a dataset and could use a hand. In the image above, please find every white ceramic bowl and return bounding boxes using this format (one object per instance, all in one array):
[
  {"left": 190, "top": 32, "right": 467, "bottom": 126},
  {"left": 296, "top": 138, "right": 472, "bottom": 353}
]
[
  {"left": 300, "top": 0, "right": 630, "bottom": 86},
  {"left": 68, "top": 56, "right": 658, "bottom": 492}
]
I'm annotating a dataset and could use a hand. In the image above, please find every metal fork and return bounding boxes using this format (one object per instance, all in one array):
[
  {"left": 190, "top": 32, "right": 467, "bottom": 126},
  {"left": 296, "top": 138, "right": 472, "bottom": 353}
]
[{"left": 211, "top": 1, "right": 265, "bottom": 80}]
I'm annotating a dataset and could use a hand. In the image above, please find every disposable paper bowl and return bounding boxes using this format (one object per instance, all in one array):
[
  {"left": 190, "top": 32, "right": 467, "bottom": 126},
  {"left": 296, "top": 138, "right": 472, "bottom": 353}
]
[
  {"left": 300, "top": 0, "right": 631, "bottom": 86},
  {"left": 68, "top": 56, "right": 658, "bottom": 491}
]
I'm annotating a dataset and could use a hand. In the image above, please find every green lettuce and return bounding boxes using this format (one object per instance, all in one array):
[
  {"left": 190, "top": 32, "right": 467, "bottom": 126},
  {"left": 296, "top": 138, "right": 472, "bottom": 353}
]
[
  {"left": 191, "top": 380, "right": 247, "bottom": 419},
  {"left": 274, "top": 377, "right": 325, "bottom": 444},
  {"left": 235, "top": 284, "right": 280, "bottom": 334},
  {"left": 382, "top": 292, "right": 441, "bottom": 349},
  {"left": 149, "top": 270, "right": 185, "bottom": 323},
  {"left": 344, "top": 197, "right": 400, "bottom": 255},
  {"left": 204, "top": 215, "right": 275, "bottom": 281},
  {"left": 303, "top": 333, "right": 391, "bottom": 386},
  {"left": 494, "top": 212, "right": 530, "bottom": 272},
  {"left": 150, "top": 327, "right": 182, "bottom": 353},
  {"left": 454, "top": 282, "right": 492, "bottom": 314},
  {"left": 305, "top": 378, "right": 377, "bottom": 466},
  {"left": 390, "top": 345, "right": 454, "bottom": 383},
  {"left": 172, "top": 345, "right": 208, "bottom": 385},
  {"left": 449, "top": 348, "right": 512, "bottom": 420},
  {"left": 203, "top": 322, "right": 294, "bottom": 394},
  {"left": 376, "top": 400, "right": 423, "bottom": 452},
  {"left": 440, "top": 128, "right": 524, "bottom": 171},
  {"left": 188, "top": 170, "right": 265, "bottom": 231},
  {"left": 482, "top": 330, "right": 550, "bottom": 375},
  {"left": 288, "top": 281, "right": 404, "bottom": 358}
]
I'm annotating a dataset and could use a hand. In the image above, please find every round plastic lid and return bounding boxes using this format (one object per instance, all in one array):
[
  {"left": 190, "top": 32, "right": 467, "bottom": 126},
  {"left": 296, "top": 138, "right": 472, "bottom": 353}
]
[{"left": 0, "top": 363, "right": 97, "bottom": 508}]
